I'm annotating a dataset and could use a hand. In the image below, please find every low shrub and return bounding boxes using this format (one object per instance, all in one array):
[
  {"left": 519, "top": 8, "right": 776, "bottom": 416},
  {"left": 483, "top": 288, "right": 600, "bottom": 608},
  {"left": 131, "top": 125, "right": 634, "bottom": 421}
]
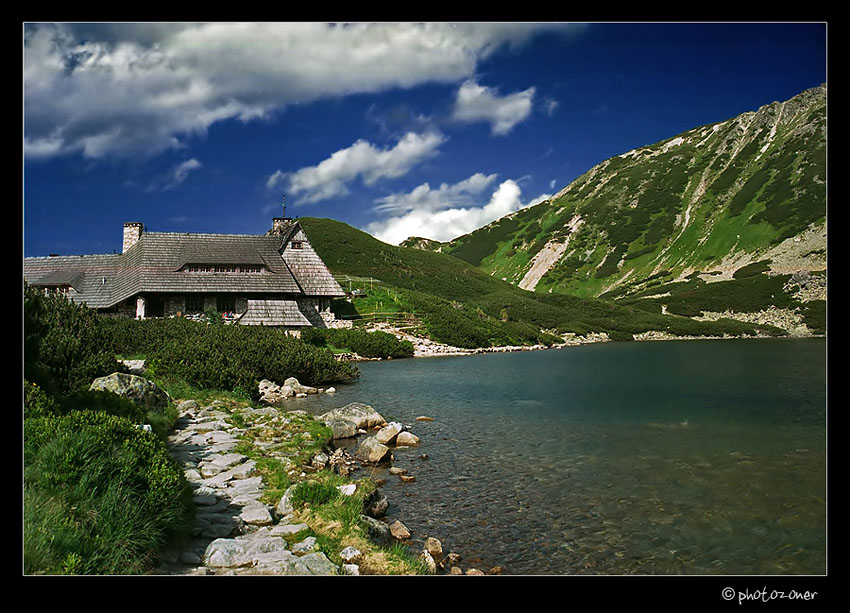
[
  {"left": 325, "top": 328, "right": 414, "bottom": 359},
  {"left": 101, "top": 317, "right": 360, "bottom": 398},
  {"left": 57, "top": 389, "right": 146, "bottom": 423},
  {"left": 24, "top": 285, "right": 125, "bottom": 397},
  {"left": 801, "top": 300, "right": 826, "bottom": 335},
  {"left": 733, "top": 260, "right": 772, "bottom": 279},
  {"left": 24, "top": 380, "right": 57, "bottom": 420}
]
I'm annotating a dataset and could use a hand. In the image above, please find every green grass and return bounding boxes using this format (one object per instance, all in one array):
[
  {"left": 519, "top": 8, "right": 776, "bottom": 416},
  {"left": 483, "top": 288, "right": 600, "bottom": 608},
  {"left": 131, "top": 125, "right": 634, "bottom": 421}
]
[
  {"left": 301, "top": 217, "right": 790, "bottom": 345},
  {"left": 24, "top": 411, "right": 194, "bottom": 575}
]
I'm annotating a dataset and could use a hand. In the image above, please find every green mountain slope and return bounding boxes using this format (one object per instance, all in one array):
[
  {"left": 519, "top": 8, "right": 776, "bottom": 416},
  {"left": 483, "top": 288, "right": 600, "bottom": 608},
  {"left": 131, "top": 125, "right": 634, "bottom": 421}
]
[
  {"left": 299, "top": 217, "right": 790, "bottom": 348},
  {"left": 440, "top": 85, "right": 826, "bottom": 311}
]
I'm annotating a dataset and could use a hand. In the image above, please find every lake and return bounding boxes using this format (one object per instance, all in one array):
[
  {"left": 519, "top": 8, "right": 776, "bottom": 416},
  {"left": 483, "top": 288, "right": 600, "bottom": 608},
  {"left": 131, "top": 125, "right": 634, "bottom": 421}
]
[{"left": 295, "top": 338, "right": 827, "bottom": 575}]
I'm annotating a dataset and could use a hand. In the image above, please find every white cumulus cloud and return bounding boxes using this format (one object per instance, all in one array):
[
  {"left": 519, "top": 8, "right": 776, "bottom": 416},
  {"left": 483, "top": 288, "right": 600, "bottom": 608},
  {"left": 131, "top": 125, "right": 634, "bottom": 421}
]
[
  {"left": 452, "top": 79, "right": 536, "bottom": 135},
  {"left": 267, "top": 131, "right": 446, "bottom": 204},
  {"left": 366, "top": 176, "right": 550, "bottom": 245},
  {"left": 24, "top": 22, "right": 575, "bottom": 160}
]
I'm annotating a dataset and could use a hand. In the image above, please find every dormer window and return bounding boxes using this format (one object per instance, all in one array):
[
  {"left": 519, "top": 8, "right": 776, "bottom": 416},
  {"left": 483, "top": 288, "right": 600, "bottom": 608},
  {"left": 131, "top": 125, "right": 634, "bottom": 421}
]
[
  {"left": 185, "top": 264, "right": 264, "bottom": 273},
  {"left": 290, "top": 240, "right": 303, "bottom": 250}
]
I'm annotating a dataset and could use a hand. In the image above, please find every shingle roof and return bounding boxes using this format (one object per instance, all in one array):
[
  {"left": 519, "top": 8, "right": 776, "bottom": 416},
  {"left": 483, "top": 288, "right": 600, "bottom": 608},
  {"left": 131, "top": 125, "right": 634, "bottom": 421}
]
[
  {"left": 238, "top": 299, "right": 312, "bottom": 327},
  {"left": 281, "top": 226, "right": 347, "bottom": 296},
  {"left": 24, "top": 222, "right": 345, "bottom": 309},
  {"left": 24, "top": 254, "right": 122, "bottom": 308}
]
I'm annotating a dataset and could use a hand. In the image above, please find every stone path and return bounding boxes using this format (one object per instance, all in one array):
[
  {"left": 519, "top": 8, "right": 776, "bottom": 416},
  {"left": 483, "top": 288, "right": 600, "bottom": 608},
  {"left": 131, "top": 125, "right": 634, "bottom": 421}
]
[{"left": 154, "top": 400, "right": 340, "bottom": 576}]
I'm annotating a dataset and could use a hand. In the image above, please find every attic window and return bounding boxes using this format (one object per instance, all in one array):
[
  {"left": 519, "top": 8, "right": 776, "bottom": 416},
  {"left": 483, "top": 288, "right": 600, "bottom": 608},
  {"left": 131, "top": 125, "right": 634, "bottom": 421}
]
[
  {"left": 290, "top": 240, "right": 303, "bottom": 250},
  {"left": 185, "top": 264, "right": 264, "bottom": 273}
]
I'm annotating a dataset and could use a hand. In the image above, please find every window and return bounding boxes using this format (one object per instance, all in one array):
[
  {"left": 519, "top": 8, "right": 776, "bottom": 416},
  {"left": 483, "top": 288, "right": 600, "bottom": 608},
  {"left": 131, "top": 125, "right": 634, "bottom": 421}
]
[
  {"left": 290, "top": 240, "right": 303, "bottom": 250},
  {"left": 217, "top": 296, "right": 235, "bottom": 313},
  {"left": 186, "top": 264, "right": 262, "bottom": 273},
  {"left": 186, "top": 295, "right": 204, "bottom": 313}
]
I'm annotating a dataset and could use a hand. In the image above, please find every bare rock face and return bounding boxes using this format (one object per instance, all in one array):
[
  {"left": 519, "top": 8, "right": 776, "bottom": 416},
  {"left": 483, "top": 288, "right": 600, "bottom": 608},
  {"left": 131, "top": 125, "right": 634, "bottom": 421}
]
[{"left": 90, "top": 372, "right": 171, "bottom": 413}]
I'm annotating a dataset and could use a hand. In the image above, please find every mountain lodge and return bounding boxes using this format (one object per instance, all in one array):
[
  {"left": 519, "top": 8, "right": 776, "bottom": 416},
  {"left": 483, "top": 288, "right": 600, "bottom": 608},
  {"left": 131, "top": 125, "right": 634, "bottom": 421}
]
[{"left": 23, "top": 217, "right": 346, "bottom": 329}]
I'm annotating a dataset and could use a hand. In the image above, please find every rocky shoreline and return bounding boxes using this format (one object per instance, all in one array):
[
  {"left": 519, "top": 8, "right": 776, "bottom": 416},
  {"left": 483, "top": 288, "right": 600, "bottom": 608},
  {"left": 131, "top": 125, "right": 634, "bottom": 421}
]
[
  {"left": 349, "top": 322, "right": 612, "bottom": 359},
  {"left": 151, "top": 385, "right": 489, "bottom": 576},
  {"left": 338, "top": 319, "right": 825, "bottom": 363}
]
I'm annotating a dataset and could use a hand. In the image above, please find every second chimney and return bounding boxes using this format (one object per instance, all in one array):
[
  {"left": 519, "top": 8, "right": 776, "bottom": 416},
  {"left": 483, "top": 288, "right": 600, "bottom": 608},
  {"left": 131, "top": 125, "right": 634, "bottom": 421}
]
[
  {"left": 271, "top": 217, "right": 292, "bottom": 235},
  {"left": 123, "top": 222, "right": 144, "bottom": 253}
]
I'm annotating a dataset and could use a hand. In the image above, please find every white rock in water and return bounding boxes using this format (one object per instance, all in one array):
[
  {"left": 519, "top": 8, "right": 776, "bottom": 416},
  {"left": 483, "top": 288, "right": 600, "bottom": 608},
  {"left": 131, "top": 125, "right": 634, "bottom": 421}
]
[
  {"left": 355, "top": 437, "right": 391, "bottom": 464},
  {"left": 327, "top": 419, "right": 358, "bottom": 439},
  {"left": 424, "top": 537, "right": 443, "bottom": 557},
  {"left": 319, "top": 403, "right": 386, "bottom": 430},
  {"left": 396, "top": 431, "right": 420, "bottom": 446},
  {"left": 389, "top": 520, "right": 411, "bottom": 540},
  {"left": 376, "top": 422, "right": 403, "bottom": 445}
]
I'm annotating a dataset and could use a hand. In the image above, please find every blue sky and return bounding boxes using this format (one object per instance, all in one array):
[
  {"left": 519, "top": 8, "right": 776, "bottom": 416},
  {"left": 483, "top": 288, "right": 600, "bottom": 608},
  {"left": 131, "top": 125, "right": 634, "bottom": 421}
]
[{"left": 23, "top": 22, "right": 827, "bottom": 257}]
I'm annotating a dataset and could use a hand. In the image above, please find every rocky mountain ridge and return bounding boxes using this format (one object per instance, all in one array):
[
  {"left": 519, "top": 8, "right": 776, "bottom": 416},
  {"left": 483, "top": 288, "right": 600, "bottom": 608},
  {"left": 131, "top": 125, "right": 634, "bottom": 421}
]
[{"left": 431, "top": 85, "right": 826, "bottom": 314}]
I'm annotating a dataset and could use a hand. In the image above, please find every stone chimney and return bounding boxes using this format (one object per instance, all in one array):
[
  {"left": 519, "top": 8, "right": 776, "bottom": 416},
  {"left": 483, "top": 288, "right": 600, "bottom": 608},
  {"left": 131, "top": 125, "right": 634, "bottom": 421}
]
[
  {"left": 123, "top": 222, "right": 144, "bottom": 253},
  {"left": 271, "top": 217, "right": 292, "bottom": 235}
]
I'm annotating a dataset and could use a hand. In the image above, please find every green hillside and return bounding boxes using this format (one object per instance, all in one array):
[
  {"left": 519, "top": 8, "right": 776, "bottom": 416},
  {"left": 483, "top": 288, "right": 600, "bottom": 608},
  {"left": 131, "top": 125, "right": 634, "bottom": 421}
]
[
  {"left": 299, "top": 217, "right": 788, "bottom": 348},
  {"left": 440, "top": 85, "right": 826, "bottom": 311}
]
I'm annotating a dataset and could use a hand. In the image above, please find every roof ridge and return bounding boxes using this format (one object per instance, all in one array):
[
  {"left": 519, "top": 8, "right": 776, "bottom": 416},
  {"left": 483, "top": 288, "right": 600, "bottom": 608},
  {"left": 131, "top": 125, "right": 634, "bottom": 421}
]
[
  {"left": 145, "top": 223, "right": 300, "bottom": 238},
  {"left": 24, "top": 253, "right": 121, "bottom": 260}
]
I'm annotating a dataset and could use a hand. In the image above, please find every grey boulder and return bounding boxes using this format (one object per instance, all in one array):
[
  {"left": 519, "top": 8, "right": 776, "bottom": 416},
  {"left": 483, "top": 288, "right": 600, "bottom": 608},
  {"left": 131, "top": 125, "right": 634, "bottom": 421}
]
[{"left": 89, "top": 372, "right": 171, "bottom": 413}]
